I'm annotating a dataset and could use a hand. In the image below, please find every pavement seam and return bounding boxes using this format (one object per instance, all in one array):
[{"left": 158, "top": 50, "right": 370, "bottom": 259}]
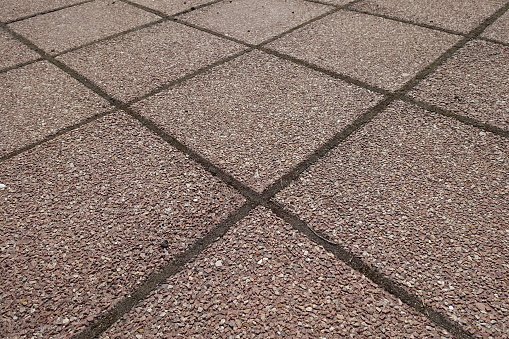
[
  {"left": 120, "top": 106, "right": 262, "bottom": 203},
  {"left": 0, "top": 57, "right": 44, "bottom": 74},
  {"left": 1, "top": 0, "right": 507, "bottom": 337},
  {"left": 305, "top": 0, "right": 509, "bottom": 50},
  {"left": 343, "top": 7, "right": 467, "bottom": 37},
  {"left": 52, "top": 18, "right": 166, "bottom": 57},
  {"left": 74, "top": 201, "right": 258, "bottom": 339},
  {"left": 0, "top": 109, "right": 115, "bottom": 162},
  {"left": 401, "top": 96, "right": 509, "bottom": 139},
  {"left": 265, "top": 200, "right": 475, "bottom": 339},
  {"left": 3, "top": 0, "right": 96, "bottom": 24}
]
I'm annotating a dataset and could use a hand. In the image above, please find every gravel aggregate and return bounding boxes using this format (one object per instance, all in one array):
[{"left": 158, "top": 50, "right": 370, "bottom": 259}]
[
  {"left": 180, "top": 0, "right": 330, "bottom": 44},
  {"left": 129, "top": 0, "right": 213, "bottom": 16},
  {"left": 8, "top": 0, "right": 159, "bottom": 54},
  {"left": 268, "top": 10, "right": 460, "bottom": 91},
  {"left": 132, "top": 50, "right": 381, "bottom": 192},
  {"left": 0, "top": 0, "right": 83, "bottom": 22},
  {"left": 0, "top": 30, "right": 39, "bottom": 70},
  {"left": 277, "top": 101, "right": 509, "bottom": 337},
  {"left": 103, "top": 207, "right": 447, "bottom": 338},
  {"left": 482, "top": 11, "right": 509, "bottom": 43},
  {"left": 351, "top": 0, "right": 507, "bottom": 33},
  {"left": 0, "top": 112, "right": 244, "bottom": 337},
  {"left": 58, "top": 20, "right": 244, "bottom": 102},
  {"left": 410, "top": 40, "right": 509, "bottom": 130},
  {"left": 0, "top": 61, "right": 110, "bottom": 157}
]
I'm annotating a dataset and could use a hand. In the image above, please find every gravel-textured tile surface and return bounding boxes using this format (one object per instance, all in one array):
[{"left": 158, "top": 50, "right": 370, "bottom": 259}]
[
  {"left": 0, "top": 112, "right": 244, "bottom": 338},
  {"left": 351, "top": 0, "right": 507, "bottom": 33},
  {"left": 410, "top": 40, "right": 509, "bottom": 130},
  {"left": 0, "top": 0, "right": 83, "bottom": 22},
  {"left": 8, "top": 0, "right": 159, "bottom": 54},
  {"left": 103, "top": 207, "right": 447, "bottom": 338},
  {"left": 58, "top": 21, "right": 244, "bottom": 102},
  {"left": 277, "top": 101, "right": 509, "bottom": 337},
  {"left": 0, "top": 30, "right": 39, "bottom": 69},
  {"left": 129, "top": 0, "right": 213, "bottom": 15},
  {"left": 268, "top": 11, "right": 459, "bottom": 91},
  {"left": 180, "top": 0, "right": 330, "bottom": 44},
  {"left": 132, "top": 50, "right": 381, "bottom": 192},
  {"left": 482, "top": 11, "right": 509, "bottom": 43},
  {"left": 0, "top": 61, "right": 109, "bottom": 157}
]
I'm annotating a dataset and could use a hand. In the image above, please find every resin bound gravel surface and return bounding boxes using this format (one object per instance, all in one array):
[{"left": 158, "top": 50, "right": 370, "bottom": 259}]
[
  {"left": 103, "top": 208, "right": 447, "bottom": 338},
  {"left": 1, "top": 0, "right": 508, "bottom": 337},
  {"left": 276, "top": 102, "right": 509, "bottom": 337},
  {"left": 0, "top": 113, "right": 244, "bottom": 337}
]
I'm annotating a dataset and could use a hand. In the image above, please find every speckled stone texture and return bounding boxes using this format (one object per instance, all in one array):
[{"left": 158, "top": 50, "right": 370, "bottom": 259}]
[
  {"left": 268, "top": 11, "right": 459, "bottom": 91},
  {"left": 0, "top": 30, "right": 38, "bottom": 69},
  {"left": 58, "top": 21, "right": 244, "bottom": 102},
  {"left": 102, "top": 207, "right": 447, "bottom": 338},
  {"left": 180, "top": 0, "right": 330, "bottom": 44},
  {"left": 277, "top": 101, "right": 509, "bottom": 337},
  {"left": 483, "top": 11, "right": 509, "bottom": 43},
  {"left": 410, "top": 40, "right": 509, "bottom": 130},
  {"left": 130, "top": 0, "right": 213, "bottom": 15},
  {"left": 351, "top": 0, "right": 507, "bottom": 33},
  {"left": 132, "top": 50, "right": 382, "bottom": 192},
  {"left": 8, "top": 0, "right": 159, "bottom": 54},
  {"left": 0, "top": 113, "right": 244, "bottom": 338},
  {"left": 0, "top": 0, "right": 84, "bottom": 22},
  {"left": 0, "top": 61, "right": 110, "bottom": 157}
]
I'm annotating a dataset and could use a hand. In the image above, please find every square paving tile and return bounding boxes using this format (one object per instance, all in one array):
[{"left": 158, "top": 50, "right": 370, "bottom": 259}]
[
  {"left": 0, "top": 30, "right": 39, "bottom": 70},
  {"left": 268, "top": 11, "right": 460, "bottom": 91},
  {"left": 0, "top": 61, "right": 110, "bottom": 157},
  {"left": 0, "top": 113, "right": 244, "bottom": 338},
  {"left": 276, "top": 101, "right": 509, "bottom": 337},
  {"left": 58, "top": 20, "right": 244, "bottom": 102},
  {"left": 130, "top": 0, "right": 213, "bottom": 16},
  {"left": 7, "top": 0, "right": 159, "bottom": 54},
  {"left": 179, "top": 0, "right": 330, "bottom": 44},
  {"left": 482, "top": 11, "right": 509, "bottom": 43},
  {"left": 351, "top": 0, "right": 507, "bottom": 33},
  {"left": 0, "top": 0, "right": 84, "bottom": 22},
  {"left": 103, "top": 207, "right": 447, "bottom": 338},
  {"left": 410, "top": 40, "right": 509, "bottom": 130},
  {"left": 132, "top": 50, "right": 382, "bottom": 192}
]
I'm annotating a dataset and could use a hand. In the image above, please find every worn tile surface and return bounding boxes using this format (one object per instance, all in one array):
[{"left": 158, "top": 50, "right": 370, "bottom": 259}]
[
  {"left": 0, "top": 61, "right": 110, "bottom": 157},
  {"left": 0, "top": 0, "right": 84, "bottom": 22},
  {"left": 0, "top": 113, "right": 244, "bottom": 338},
  {"left": 133, "top": 50, "right": 381, "bottom": 192},
  {"left": 351, "top": 0, "right": 507, "bottom": 33},
  {"left": 268, "top": 11, "right": 460, "bottom": 91},
  {"left": 410, "top": 40, "right": 509, "bottom": 130},
  {"left": 103, "top": 207, "right": 447, "bottom": 338},
  {"left": 0, "top": 30, "right": 39, "bottom": 69},
  {"left": 180, "top": 0, "right": 330, "bottom": 44},
  {"left": 129, "top": 0, "right": 213, "bottom": 15},
  {"left": 277, "top": 101, "right": 509, "bottom": 337},
  {"left": 8, "top": 0, "right": 159, "bottom": 53},
  {"left": 482, "top": 11, "right": 509, "bottom": 43},
  {"left": 58, "top": 20, "right": 244, "bottom": 102}
]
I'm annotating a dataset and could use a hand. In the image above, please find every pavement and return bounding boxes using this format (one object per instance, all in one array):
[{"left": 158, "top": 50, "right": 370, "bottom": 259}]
[{"left": 0, "top": 0, "right": 508, "bottom": 338}]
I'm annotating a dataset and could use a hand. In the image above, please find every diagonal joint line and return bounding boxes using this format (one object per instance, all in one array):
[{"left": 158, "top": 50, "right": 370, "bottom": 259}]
[
  {"left": 74, "top": 201, "right": 258, "bottom": 339},
  {"left": 122, "top": 107, "right": 264, "bottom": 204},
  {"left": 266, "top": 200, "right": 476, "bottom": 339}
]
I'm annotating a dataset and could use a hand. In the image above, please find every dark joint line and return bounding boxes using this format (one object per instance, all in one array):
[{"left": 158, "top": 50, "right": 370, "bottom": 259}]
[{"left": 266, "top": 200, "right": 475, "bottom": 339}]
